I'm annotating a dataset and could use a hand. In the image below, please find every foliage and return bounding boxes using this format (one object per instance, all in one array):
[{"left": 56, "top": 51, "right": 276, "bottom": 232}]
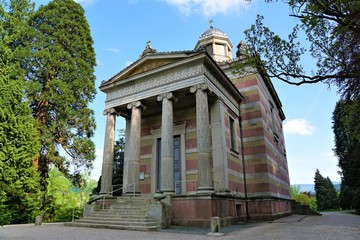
[
  {"left": 309, "top": 197, "right": 317, "bottom": 211},
  {"left": 314, "top": 169, "right": 339, "bottom": 211},
  {"left": 291, "top": 186, "right": 317, "bottom": 211},
  {"left": 94, "top": 130, "right": 125, "bottom": 195},
  {"left": 0, "top": 0, "right": 42, "bottom": 225},
  {"left": 332, "top": 98, "right": 360, "bottom": 210},
  {"left": 22, "top": 0, "right": 97, "bottom": 198},
  {"left": 353, "top": 189, "right": 360, "bottom": 213},
  {"left": 293, "top": 193, "right": 310, "bottom": 205},
  {"left": 290, "top": 185, "right": 301, "bottom": 198},
  {"left": 239, "top": 0, "right": 360, "bottom": 100},
  {"left": 113, "top": 130, "right": 125, "bottom": 195},
  {"left": 44, "top": 167, "right": 96, "bottom": 222}
]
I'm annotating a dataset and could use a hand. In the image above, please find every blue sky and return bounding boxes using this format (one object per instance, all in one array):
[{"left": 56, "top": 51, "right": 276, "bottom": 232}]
[{"left": 34, "top": 0, "right": 341, "bottom": 184}]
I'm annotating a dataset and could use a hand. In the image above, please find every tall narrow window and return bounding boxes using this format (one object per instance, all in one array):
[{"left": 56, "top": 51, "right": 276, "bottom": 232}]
[{"left": 229, "top": 117, "right": 236, "bottom": 151}]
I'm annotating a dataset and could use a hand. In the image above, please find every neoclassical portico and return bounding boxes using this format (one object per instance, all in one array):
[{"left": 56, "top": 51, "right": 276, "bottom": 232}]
[
  {"left": 99, "top": 43, "right": 242, "bottom": 196},
  {"left": 96, "top": 22, "right": 292, "bottom": 227}
]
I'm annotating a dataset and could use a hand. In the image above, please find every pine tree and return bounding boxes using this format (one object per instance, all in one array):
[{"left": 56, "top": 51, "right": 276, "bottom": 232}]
[
  {"left": 0, "top": 0, "right": 42, "bottom": 224},
  {"left": 23, "top": 0, "right": 97, "bottom": 197}
]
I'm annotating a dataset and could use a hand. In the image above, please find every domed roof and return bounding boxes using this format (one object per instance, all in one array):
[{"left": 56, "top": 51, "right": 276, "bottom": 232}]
[{"left": 199, "top": 20, "right": 227, "bottom": 39}]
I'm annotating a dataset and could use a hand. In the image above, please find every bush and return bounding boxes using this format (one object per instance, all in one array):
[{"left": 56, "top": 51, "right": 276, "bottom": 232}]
[
  {"left": 294, "top": 193, "right": 310, "bottom": 206},
  {"left": 309, "top": 197, "right": 317, "bottom": 211}
]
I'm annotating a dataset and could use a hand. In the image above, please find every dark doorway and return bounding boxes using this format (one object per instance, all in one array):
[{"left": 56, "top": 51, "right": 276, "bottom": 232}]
[{"left": 156, "top": 136, "right": 182, "bottom": 194}]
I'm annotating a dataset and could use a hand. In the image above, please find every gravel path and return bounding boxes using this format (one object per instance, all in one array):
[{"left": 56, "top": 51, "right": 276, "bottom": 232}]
[{"left": 1, "top": 212, "right": 359, "bottom": 240}]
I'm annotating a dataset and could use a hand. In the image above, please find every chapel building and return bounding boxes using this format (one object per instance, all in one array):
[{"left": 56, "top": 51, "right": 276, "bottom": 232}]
[{"left": 99, "top": 22, "right": 291, "bottom": 226}]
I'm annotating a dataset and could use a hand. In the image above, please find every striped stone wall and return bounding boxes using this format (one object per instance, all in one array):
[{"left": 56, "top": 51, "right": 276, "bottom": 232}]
[{"left": 229, "top": 73, "right": 290, "bottom": 199}]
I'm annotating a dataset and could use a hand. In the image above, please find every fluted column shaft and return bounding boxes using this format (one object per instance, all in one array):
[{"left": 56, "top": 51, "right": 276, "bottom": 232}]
[
  {"left": 190, "top": 84, "right": 214, "bottom": 193},
  {"left": 157, "top": 92, "right": 176, "bottom": 194},
  {"left": 100, "top": 109, "right": 116, "bottom": 194},
  {"left": 125, "top": 101, "right": 145, "bottom": 194},
  {"left": 122, "top": 119, "right": 131, "bottom": 190}
]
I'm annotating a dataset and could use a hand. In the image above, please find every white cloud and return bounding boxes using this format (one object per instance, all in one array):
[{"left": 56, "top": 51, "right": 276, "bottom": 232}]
[
  {"left": 75, "top": 0, "right": 96, "bottom": 6},
  {"left": 163, "top": 0, "right": 252, "bottom": 16},
  {"left": 104, "top": 48, "right": 120, "bottom": 53},
  {"left": 284, "top": 118, "right": 315, "bottom": 136}
]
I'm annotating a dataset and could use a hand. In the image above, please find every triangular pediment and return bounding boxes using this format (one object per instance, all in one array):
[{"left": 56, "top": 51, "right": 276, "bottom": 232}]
[
  {"left": 103, "top": 52, "right": 200, "bottom": 87},
  {"left": 123, "top": 58, "right": 180, "bottom": 79}
]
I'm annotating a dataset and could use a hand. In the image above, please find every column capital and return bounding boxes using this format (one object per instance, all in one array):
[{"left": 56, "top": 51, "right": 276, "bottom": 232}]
[
  {"left": 190, "top": 84, "right": 210, "bottom": 94},
  {"left": 127, "top": 101, "right": 146, "bottom": 110},
  {"left": 157, "top": 92, "right": 178, "bottom": 102},
  {"left": 103, "top": 108, "right": 120, "bottom": 116}
]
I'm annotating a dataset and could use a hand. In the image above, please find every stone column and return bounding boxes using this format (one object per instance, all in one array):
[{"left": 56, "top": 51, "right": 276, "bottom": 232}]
[
  {"left": 210, "top": 100, "right": 228, "bottom": 192},
  {"left": 100, "top": 108, "right": 117, "bottom": 194},
  {"left": 125, "top": 101, "right": 145, "bottom": 195},
  {"left": 157, "top": 92, "right": 177, "bottom": 194},
  {"left": 122, "top": 119, "right": 131, "bottom": 191},
  {"left": 190, "top": 84, "right": 214, "bottom": 193}
]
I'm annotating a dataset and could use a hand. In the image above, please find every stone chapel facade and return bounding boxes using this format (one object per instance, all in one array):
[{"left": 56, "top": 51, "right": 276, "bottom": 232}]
[{"left": 99, "top": 23, "right": 291, "bottom": 226}]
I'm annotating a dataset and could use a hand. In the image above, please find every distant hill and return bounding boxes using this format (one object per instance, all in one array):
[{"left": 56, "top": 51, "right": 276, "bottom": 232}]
[{"left": 292, "top": 182, "right": 341, "bottom": 194}]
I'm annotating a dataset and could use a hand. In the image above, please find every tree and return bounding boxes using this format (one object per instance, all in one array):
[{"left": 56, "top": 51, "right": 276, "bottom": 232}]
[
  {"left": 94, "top": 130, "right": 125, "bottom": 196},
  {"left": 314, "top": 169, "right": 339, "bottom": 211},
  {"left": 44, "top": 167, "right": 96, "bottom": 222},
  {"left": 239, "top": 0, "right": 360, "bottom": 100},
  {"left": 290, "top": 185, "right": 301, "bottom": 198},
  {"left": 23, "top": 0, "right": 97, "bottom": 199},
  {"left": 333, "top": 98, "right": 360, "bottom": 209},
  {"left": 0, "top": 0, "right": 42, "bottom": 225},
  {"left": 112, "top": 130, "right": 125, "bottom": 195}
]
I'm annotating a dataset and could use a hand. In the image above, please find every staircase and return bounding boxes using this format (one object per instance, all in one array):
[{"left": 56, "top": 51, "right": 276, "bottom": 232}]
[{"left": 65, "top": 196, "right": 160, "bottom": 231}]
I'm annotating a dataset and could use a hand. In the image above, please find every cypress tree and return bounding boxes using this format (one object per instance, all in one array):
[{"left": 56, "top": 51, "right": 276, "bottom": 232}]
[{"left": 23, "top": 0, "right": 97, "bottom": 198}]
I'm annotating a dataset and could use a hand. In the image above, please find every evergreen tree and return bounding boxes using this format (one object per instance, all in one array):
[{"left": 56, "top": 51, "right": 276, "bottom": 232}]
[
  {"left": 94, "top": 130, "right": 125, "bottom": 196},
  {"left": 325, "top": 177, "right": 340, "bottom": 209},
  {"left": 314, "top": 169, "right": 339, "bottom": 211},
  {"left": 112, "top": 130, "right": 125, "bottom": 195},
  {"left": 23, "top": 0, "right": 97, "bottom": 198},
  {"left": 333, "top": 98, "right": 360, "bottom": 209},
  {"left": 0, "top": 0, "right": 42, "bottom": 225}
]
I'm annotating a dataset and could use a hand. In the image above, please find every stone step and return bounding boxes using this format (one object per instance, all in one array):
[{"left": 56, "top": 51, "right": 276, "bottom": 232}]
[
  {"left": 74, "top": 219, "right": 158, "bottom": 226},
  {"left": 64, "top": 222, "right": 158, "bottom": 231},
  {"left": 96, "top": 205, "right": 149, "bottom": 209},
  {"left": 84, "top": 216, "right": 154, "bottom": 221},
  {"left": 94, "top": 209, "right": 147, "bottom": 215},
  {"left": 89, "top": 213, "right": 149, "bottom": 218},
  {"left": 65, "top": 196, "right": 160, "bottom": 231}
]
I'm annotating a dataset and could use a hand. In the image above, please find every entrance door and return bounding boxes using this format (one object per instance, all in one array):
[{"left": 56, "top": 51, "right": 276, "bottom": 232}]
[
  {"left": 156, "top": 136, "right": 182, "bottom": 194},
  {"left": 173, "top": 136, "right": 181, "bottom": 194}
]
